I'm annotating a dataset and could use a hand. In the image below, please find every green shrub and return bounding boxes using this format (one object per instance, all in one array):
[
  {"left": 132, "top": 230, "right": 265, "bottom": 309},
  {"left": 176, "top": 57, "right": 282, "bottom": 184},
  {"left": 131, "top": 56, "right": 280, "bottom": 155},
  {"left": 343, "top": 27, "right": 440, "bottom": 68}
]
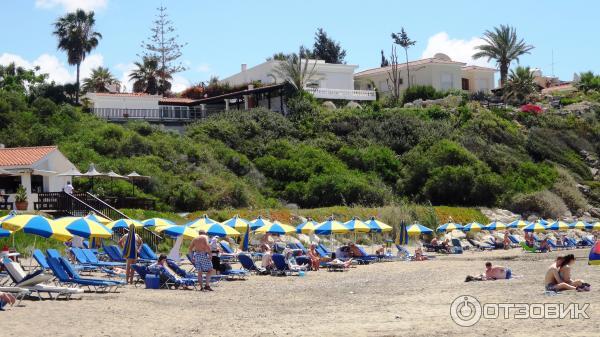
[
  {"left": 401, "top": 85, "right": 444, "bottom": 105},
  {"left": 550, "top": 167, "right": 588, "bottom": 212},
  {"left": 509, "top": 190, "right": 568, "bottom": 218}
]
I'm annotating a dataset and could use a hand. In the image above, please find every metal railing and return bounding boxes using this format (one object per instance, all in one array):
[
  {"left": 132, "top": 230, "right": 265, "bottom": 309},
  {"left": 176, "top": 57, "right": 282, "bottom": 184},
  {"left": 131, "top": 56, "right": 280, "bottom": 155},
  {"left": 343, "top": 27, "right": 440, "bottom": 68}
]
[
  {"left": 304, "top": 87, "right": 377, "bottom": 101},
  {"left": 92, "top": 107, "right": 205, "bottom": 121}
]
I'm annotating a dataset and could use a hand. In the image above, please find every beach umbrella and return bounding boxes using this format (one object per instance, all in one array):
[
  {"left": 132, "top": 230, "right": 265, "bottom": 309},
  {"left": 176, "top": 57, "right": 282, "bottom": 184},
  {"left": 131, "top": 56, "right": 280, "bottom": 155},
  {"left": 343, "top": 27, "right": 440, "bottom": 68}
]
[
  {"left": 194, "top": 222, "right": 240, "bottom": 237},
  {"left": 397, "top": 222, "right": 409, "bottom": 245},
  {"left": 437, "top": 222, "right": 464, "bottom": 233},
  {"left": 0, "top": 228, "right": 11, "bottom": 238},
  {"left": 255, "top": 221, "right": 296, "bottom": 235},
  {"left": 485, "top": 221, "right": 506, "bottom": 231},
  {"left": 142, "top": 218, "right": 175, "bottom": 228},
  {"left": 535, "top": 219, "right": 550, "bottom": 226},
  {"left": 296, "top": 219, "right": 319, "bottom": 234},
  {"left": 546, "top": 220, "right": 570, "bottom": 231},
  {"left": 122, "top": 223, "right": 138, "bottom": 259},
  {"left": 523, "top": 222, "right": 547, "bottom": 233},
  {"left": 507, "top": 220, "right": 529, "bottom": 229},
  {"left": 587, "top": 222, "right": 600, "bottom": 231},
  {"left": 249, "top": 216, "right": 272, "bottom": 231},
  {"left": 569, "top": 221, "right": 589, "bottom": 230},
  {"left": 364, "top": 217, "right": 393, "bottom": 233},
  {"left": 127, "top": 171, "right": 150, "bottom": 196},
  {"left": 185, "top": 214, "right": 218, "bottom": 229},
  {"left": 406, "top": 223, "right": 433, "bottom": 236},
  {"left": 89, "top": 236, "right": 102, "bottom": 249},
  {"left": 314, "top": 218, "right": 349, "bottom": 235},
  {"left": 106, "top": 219, "right": 144, "bottom": 231},
  {"left": 84, "top": 213, "right": 110, "bottom": 224},
  {"left": 0, "top": 212, "right": 17, "bottom": 224},
  {"left": 1, "top": 215, "right": 72, "bottom": 241},
  {"left": 240, "top": 225, "right": 250, "bottom": 251},
  {"left": 463, "top": 222, "right": 485, "bottom": 232},
  {"left": 221, "top": 215, "right": 250, "bottom": 232},
  {"left": 55, "top": 217, "right": 112, "bottom": 239},
  {"left": 156, "top": 225, "right": 198, "bottom": 240},
  {"left": 344, "top": 217, "right": 371, "bottom": 233}
]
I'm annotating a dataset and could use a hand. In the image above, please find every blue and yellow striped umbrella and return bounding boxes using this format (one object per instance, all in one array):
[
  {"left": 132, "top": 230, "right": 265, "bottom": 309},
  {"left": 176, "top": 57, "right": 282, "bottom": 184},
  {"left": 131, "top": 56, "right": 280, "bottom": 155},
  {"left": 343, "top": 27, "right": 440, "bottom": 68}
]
[
  {"left": 398, "top": 222, "right": 409, "bottom": 245},
  {"left": 344, "top": 217, "right": 371, "bottom": 233},
  {"left": 523, "top": 222, "right": 547, "bottom": 233},
  {"left": 255, "top": 221, "right": 296, "bottom": 235},
  {"left": 221, "top": 215, "right": 250, "bottom": 232},
  {"left": 0, "top": 228, "right": 11, "bottom": 238},
  {"left": 84, "top": 213, "right": 110, "bottom": 224},
  {"left": 142, "top": 218, "right": 175, "bottom": 228},
  {"left": 546, "top": 220, "right": 570, "bottom": 231},
  {"left": 55, "top": 217, "right": 112, "bottom": 239},
  {"left": 296, "top": 219, "right": 319, "bottom": 234},
  {"left": 463, "top": 222, "right": 485, "bottom": 232},
  {"left": 1, "top": 215, "right": 72, "bottom": 241},
  {"left": 569, "top": 221, "right": 588, "bottom": 230},
  {"left": 406, "top": 223, "right": 433, "bottom": 235},
  {"left": 536, "top": 219, "right": 551, "bottom": 226},
  {"left": 0, "top": 212, "right": 16, "bottom": 224},
  {"left": 437, "top": 222, "right": 464, "bottom": 233},
  {"left": 249, "top": 216, "right": 272, "bottom": 231},
  {"left": 122, "top": 223, "right": 138, "bottom": 259},
  {"left": 185, "top": 214, "right": 218, "bottom": 229},
  {"left": 195, "top": 222, "right": 240, "bottom": 237},
  {"left": 364, "top": 217, "right": 393, "bottom": 233},
  {"left": 106, "top": 219, "right": 144, "bottom": 231},
  {"left": 587, "top": 222, "right": 600, "bottom": 230},
  {"left": 507, "top": 220, "right": 529, "bottom": 229},
  {"left": 314, "top": 218, "right": 349, "bottom": 235},
  {"left": 485, "top": 221, "right": 506, "bottom": 231},
  {"left": 155, "top": 225, "right": 198, "bottom": 240}
]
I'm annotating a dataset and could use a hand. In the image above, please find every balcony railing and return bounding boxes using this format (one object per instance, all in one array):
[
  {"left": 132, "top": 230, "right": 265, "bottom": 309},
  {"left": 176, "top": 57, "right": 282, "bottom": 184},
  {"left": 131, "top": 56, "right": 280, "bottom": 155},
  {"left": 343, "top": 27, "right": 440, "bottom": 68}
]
[
  {"left": 304, "top": 88, "right": 376, "bottom": 101},
  {"left": 92, "top": 108, "right": 204, "bottom": 122}
]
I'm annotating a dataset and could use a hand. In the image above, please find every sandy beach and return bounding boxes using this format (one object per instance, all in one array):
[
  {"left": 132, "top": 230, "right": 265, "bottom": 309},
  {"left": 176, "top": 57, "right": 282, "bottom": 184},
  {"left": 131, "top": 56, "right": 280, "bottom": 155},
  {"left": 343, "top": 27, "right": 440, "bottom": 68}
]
[{"left": 3, "top": 248, "right": 598, "bottom": 337}]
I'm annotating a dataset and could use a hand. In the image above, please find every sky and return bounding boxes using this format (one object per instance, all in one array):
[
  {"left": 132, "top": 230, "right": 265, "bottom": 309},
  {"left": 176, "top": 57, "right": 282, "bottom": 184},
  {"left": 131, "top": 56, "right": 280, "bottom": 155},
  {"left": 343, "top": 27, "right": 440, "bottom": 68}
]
[{"left": 1, "top": 0, "right": 598, "bottom": 92}]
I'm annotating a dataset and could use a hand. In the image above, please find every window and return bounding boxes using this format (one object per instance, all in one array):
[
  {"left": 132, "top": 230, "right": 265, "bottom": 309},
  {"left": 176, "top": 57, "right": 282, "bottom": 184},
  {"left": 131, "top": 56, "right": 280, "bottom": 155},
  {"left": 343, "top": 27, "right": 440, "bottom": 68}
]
[
  {"left": 441, "top": 73, "right": 453, "bottom": 90},
  {"left": 461, "top": 78, "right": 470, "bottom": 90},
  {"left": 31, "top": 175, "right": 44, "bottom": 193},
  {"left": 0, "top": 176, "right": 20, "bottom": 194}
]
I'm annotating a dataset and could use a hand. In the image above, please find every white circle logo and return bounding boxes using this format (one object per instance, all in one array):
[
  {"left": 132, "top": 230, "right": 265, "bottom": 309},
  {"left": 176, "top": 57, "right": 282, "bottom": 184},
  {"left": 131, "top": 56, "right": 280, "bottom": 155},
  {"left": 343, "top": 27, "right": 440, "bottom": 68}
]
[{"left": 450, "top": 295, "right": 482, "bottom": 327}]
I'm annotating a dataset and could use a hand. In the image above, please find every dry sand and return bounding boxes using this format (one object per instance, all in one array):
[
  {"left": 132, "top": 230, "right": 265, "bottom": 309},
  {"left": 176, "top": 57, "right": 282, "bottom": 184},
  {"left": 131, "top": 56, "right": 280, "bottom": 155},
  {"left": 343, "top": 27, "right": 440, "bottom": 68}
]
[{"left": 3, "top": 248, "right": 599, "bottom": 337}]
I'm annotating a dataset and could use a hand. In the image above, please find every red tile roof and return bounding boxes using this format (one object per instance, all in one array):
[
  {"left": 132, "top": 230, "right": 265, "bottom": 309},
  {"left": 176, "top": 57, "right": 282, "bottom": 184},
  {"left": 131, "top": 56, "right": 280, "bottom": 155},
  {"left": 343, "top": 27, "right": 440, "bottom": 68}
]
[
  {"left": 159, "top": 97, "right": 196, "bottom": 104},
  {"left": 0, "top": 146, "right": 57, "bottom": 167},
  {"left": 91, "top": 93, "right": 155, "bottom": 97},
  {"left": 355, "top": 57, "right": 466, "bottom": 77}
]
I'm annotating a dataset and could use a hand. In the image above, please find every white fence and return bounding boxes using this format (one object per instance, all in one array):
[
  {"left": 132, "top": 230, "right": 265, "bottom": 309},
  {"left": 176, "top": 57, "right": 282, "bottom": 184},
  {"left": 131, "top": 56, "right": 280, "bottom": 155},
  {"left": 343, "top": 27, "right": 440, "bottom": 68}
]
[{"left": 304, "top": 88, "right": 376, "bottom": 101}]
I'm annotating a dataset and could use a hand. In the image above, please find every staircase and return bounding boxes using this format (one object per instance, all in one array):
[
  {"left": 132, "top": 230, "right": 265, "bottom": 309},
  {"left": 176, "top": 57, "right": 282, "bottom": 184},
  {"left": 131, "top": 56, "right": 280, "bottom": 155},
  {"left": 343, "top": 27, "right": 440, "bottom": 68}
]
[{"left": 34, "top": 192, "right": 162, "bottom": 250}]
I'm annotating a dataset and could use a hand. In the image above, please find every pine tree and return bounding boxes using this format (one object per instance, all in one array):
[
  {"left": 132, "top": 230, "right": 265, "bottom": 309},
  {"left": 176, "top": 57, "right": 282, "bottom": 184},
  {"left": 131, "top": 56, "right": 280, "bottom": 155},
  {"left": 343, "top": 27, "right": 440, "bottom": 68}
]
[
  {"left": 312, "top": 28, "right": 346, "bottom": 64},
  {"left": 380, "top": 50, "right": 390, "bottom": 67},
  {"left": 140, "top": 6, "right": 187, "bottom": 96}
]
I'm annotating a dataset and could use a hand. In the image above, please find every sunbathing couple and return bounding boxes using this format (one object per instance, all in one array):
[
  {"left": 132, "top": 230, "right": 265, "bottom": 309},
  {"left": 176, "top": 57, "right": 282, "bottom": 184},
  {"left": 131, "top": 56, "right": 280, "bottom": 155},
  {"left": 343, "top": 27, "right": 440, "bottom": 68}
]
[{"left": 545, "top": 254, "right": 590, "bottom": 292}]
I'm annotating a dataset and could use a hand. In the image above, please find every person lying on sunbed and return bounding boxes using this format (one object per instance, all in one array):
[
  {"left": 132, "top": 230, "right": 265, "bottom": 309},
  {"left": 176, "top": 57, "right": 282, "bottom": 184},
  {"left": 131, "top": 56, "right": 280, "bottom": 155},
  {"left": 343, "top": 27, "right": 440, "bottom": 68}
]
[
  {"left": 414, "top": 247, "right": 427, "bottom": 261},
  {"left": 375, "top": 245, "right": 385, "bottom": 258},
  {"left": 559, "top": 254, "right": 590, "bottom": 291},
  {"left": 149, "top": 254, "right": 192, "bottom": 290},
  {"left": 0, "top": 292, "right": 16, "bottom": 307},
  {"left": 348, "top": 243, "right": 363, "bottom": 257},
  {"left": 307, "top": 244, "right": 321, "bottom": 271},
  {"left": 284, "top": 249, "right": 308, "bottom": 271},
  {"left": 484, "top": 262, "right": 512, "bottom": 280}
]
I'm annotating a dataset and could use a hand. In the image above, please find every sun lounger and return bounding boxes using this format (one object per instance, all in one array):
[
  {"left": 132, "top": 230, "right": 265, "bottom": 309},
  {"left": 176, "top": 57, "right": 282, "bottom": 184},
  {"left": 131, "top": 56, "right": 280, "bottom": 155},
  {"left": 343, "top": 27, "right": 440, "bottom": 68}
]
[
  {"left": 520, "top": 242, "right": 543, "bottom": 253},
  {"left": 58, "top": 257, "right": 124, "bottom": 286},
  {"left": 238, "top": 253, "right": 268, "bottom": 274},
  {"left": 271, "top": 254, "right": 304, "bottom": 276},
  {"left": 2, "top": 257, "right": 82, "bottom": 299},
  {"left": 139, "top": 244, "right": 158, "bottom": 261},
  {"left": 354, "top": 246, "right": 379, "bottom": 264},
  {"left": 467, "top": 238, "right": 493, "bottom": 251},
  {"left": 451, "top": 239, "right": 464, "bottom": 254},
  {"left": 147, "top": 264, "right": 197, "bottom": 290},
  {"left": 80, "top": 248, "right": 126, "bottom": 268},
  {"left": 46, "top": 249, "right": 95, "bottom": 272},
  {"left": 131, "top": 264, "right": 149, "bottom": 287},
  {"left": 0, "top": 286, "right": 30, "bottom": 306},
  {"left": 104, "top": 245, "right": 126, "bottom": 262},
  {"left": 47, "top": 256, "right": 122, "bottom": 293}
]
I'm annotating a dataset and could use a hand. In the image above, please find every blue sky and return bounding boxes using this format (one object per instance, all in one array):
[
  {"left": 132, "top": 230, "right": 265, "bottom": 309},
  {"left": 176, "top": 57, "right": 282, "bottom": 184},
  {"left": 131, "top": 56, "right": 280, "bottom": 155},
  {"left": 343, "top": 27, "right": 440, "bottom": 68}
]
[{"left": 1, "top": 0, "right": 598, "bottom": 92}]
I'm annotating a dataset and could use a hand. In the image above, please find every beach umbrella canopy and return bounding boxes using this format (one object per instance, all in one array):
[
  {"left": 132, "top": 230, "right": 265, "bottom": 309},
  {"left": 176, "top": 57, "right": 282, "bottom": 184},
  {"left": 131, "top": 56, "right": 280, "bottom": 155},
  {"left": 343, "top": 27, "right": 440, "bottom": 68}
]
[
  {"left": 463, "top": 222, "right": 485, "bottom": 232},
  {"left": 255, "top": 221, "right": 296, "bottom": 235},
  {"left": 142, "top": 218, "right": 175, "bottom": 228},
  {"left": 398, "top": 222, "right": 409, "bottom": 245},
  {"left": 106, "top": 219, "right": 144, "bottom": 230},
  {"left": 122, "top": 224, "right": 138, "bottom": 259},
  {"left": 106, "top": 171, "right": 128, "bottom": 179},
  {"left": 0, "top": 228, "right": 11, "bottom": 238},
  {"left": 344, "top": 217, "right": 371, "bottom": 233},
  {"left": 406, "top": 223, "right": 433, "bottom": 235},
  {"left": 523, "top": 222, "right": 547, "bottom": 233},
  {"left": 57, "top": 168, "right": 83, "bottom": 177},
  {"left": 507, "top": 220, "right": 529, "bottom": 229},
  {"left": 314, "top": 218, "right": 349, "bottom": 235},
  {"left": 195, "top": 222, "right": 240, "bottom": 237},
  {"left": 156, "top": 225, "right": 198, "bottom": 240},
  {"left": 0, "top": 212, "right": 17, "bottom": 224},
  {"left": 249, "top": 216, "right": 272, "bottom": 231},
  {"left": 364, "top": 217, "right": 393, "bottom": 233},
  {"left": 221, "top": 215, "right": 250, "bottom": 232},
  {"left": 535, "top": 219, "right": 550, "bottom": 226},
  {"left": 485, "top": 221, "right": 506, "bottom": 231},
  {"left": 84, "top": 213, "right": 111, "bottom": 224},
  {"left": 437, "top": 222, "right": 464, "bottom": 233},
  {"left": 55, "top": 217, "right": 112, "bottom": 239},
  {"left": 296, "top": 219, "right": 319, "bottom": 234},
  {"left": 569, "top": 221, "right": 589, "bottom": 230},
  {"left": 1, "top": 215, "right": 72, "bottom": 241},
  {"left": 185, "top": 214, "right": 218, "bottom": 229},
  {"left": 587, "top": 222, "right": 600, "bottom": 231},
  {"left": 546, "top": 220, "right": 570, "bottom": 231}
]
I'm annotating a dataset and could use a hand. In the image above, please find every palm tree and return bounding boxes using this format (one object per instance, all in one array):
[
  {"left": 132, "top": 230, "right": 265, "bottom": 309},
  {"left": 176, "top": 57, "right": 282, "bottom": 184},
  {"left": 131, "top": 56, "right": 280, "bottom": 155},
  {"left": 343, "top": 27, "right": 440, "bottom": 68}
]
[
  {"left": 129, "top": 57, "right": 171, "bottom": 95},
  {"left": 53, "top": 9, "right": 102, "bottom": 104},
  {"left": 270, "top": 47, "right": 317, "bottom": 92},
  {"left": 473, "top": 25, "right": 534, "bottom": 86},
  {"left": 82, "top": 66, "right": 119, "bottom": 93},
  {"left": 503, "top": 66, "right": 538, "bottom": 104}
]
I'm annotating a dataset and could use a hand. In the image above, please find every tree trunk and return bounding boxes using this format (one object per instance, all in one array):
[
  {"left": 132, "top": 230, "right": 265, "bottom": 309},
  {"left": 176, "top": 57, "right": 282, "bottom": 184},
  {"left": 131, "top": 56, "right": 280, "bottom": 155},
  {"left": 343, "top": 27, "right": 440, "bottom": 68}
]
[
  {"left": 75, "top": 62, "right": 80, "bottom": 105},
  {"left": 500, "top": 63, "right": 508, "bottom": 87},
  {"left": 405, "top": 48, "right": 410, "bottom": 88}
]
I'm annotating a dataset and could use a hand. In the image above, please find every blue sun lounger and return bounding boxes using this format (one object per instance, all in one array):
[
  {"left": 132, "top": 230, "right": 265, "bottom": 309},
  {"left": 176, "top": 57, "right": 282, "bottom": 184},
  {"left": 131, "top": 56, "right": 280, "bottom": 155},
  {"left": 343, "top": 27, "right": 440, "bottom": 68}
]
[
  {"left": 238, "top": 254, "right": 267, "bottom": 274},
  {"left": 80, "top": 248, "right": 126, "bottom": 268},
  {"left": 271, "top": 254, "right": 302, "bottom": 276},
  {"left": 47, "top": 256, "right": 122, "bottom": 292},
  {"left": 46, "top": 249, "right": 95, "bottom": 272},
  {"left": 354, "top": 246, "right": 379, "bottom": 264},
  {"left": 139, "top": 244, "right": 158, "bottom": 261},
  {"left": 103, "top": 245, "right": 126, "bottom": 262}
]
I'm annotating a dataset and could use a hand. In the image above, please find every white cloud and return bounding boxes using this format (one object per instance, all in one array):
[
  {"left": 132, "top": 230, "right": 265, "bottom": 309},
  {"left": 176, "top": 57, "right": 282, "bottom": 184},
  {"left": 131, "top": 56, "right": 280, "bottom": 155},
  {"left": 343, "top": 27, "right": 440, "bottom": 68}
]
[
  {"left": 115, "top": 62, "right": 136, "bottom": 92},
  {"left": 196, "top": 63, "right": 211, "bottom": 73},
  {"left": 0, "top": 52, "right": 104, "bottom": 84},
  {"left": 421, "top": 32, "right": 492, "bottom": 67},
  {"left": 170, "top": 75, "right": 190, "bottom": 93},
  {"left": 35, "top": 0, "right": 108, "bottom": 12}
]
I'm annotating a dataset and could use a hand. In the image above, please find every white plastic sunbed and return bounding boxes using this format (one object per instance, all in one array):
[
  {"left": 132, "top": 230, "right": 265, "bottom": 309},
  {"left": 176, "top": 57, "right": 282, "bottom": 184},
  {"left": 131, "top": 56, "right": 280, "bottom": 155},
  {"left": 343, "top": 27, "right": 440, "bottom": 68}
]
[
  {"left": 3, "top": 260, "right": 83, "bottom": 299},
  {"left": 0, "top": 286, "right": 30, "bottom": 306}
]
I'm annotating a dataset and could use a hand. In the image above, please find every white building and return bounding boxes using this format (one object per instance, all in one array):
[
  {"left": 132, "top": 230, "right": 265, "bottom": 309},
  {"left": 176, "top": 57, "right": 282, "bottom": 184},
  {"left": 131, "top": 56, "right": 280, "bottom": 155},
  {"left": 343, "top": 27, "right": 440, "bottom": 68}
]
[
  {"left": 0, "top": 146, "right": 77, "bottom": 211},
  {"left": 354, "top": 53, "right": 496, "bottom": 95},
  {"left": 84, "top": 93, "right": 199, "bottom": 121},
  {"left": 221, "top": 60, "right": 376, "bottom": 101}
]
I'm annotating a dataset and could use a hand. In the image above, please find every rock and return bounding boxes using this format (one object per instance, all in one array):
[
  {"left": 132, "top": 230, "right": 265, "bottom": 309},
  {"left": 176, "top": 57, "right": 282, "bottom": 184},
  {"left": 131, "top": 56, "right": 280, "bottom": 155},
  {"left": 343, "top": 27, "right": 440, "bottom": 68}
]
[
  {"left": 346, "top": 101, "right": 362, "bottom": 109},
  {"left": 590, "top": 208, "right": 600, "bottom": 218},
  {"left": 322, "top": 101, "right": 337, "bottom": 110},
  {"left": 403, "top": 102, "right": 414, "bottom": 108},
  {"left": 479, "top": 207, "right": 520, "bottom": 223}
]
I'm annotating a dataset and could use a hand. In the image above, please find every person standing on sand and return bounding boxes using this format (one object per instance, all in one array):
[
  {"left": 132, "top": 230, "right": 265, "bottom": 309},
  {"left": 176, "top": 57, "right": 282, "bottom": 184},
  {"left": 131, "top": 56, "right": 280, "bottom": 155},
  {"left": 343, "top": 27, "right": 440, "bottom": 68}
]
[
  {"left": 189, "top": 230, "right": 214, "bottom": 291},
  {"left": 119, "top": 225, "right": 143, "bottom": 285}
]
